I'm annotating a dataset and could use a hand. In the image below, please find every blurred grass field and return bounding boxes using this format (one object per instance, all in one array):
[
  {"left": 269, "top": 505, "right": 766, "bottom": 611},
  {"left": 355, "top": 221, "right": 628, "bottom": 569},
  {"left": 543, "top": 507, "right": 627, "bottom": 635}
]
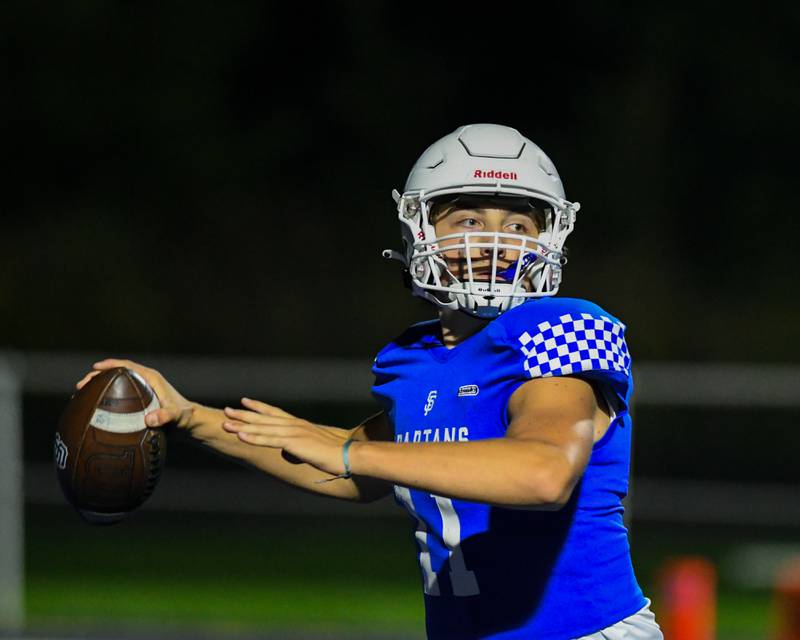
[
  {"left": 26, "top": 506, "right": 425, "bottom": 638},
  {"left": 23, "top": 504, "right": 782, "bottom": 639}
]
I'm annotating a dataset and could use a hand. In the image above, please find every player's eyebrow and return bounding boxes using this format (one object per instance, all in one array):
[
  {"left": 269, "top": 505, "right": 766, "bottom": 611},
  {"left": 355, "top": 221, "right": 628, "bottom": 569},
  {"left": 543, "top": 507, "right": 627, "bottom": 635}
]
[
  {"left": 448, "top": 208, "right": 489, "bottom": 217},
  {"left": 431, "top": 200, "right": 545, "bottom": 231},
  {"left": 431, "top": 206, "right": 473, "bottom": 223}
]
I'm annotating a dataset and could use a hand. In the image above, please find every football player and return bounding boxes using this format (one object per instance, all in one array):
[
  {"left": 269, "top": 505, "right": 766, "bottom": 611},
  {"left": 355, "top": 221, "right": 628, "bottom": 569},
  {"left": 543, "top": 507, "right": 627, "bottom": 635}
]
[{"left": 79, "top": 124, "right": 662, "bottom": 639}]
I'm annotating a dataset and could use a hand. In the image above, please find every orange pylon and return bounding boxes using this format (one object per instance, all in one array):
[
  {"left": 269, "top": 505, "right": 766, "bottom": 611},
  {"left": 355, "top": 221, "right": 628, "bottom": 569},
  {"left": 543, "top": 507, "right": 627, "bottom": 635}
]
[
  {"left": 658, "top": 556, "right": 717, "bottom": 640},
  {"left": 775, "top": 556, "right": 800, "bottom": 640}
]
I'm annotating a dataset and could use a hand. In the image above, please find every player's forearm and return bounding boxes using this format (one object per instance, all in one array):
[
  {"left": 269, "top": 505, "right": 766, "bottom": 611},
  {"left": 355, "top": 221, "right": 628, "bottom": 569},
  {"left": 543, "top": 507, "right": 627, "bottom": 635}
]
[
  {"left": 184, "top": 403, "right": 363, "bottom": 500},
  {"left": 349, "top": 438, "right": 576, "bottom": 509}
]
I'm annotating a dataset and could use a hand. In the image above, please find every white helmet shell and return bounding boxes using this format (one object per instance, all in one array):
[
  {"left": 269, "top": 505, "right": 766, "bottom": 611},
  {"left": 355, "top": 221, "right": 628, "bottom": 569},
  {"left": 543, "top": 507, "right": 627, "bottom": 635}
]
[
  {"left": 385, "top": 123, "right": 580, "bottom": 318},
  {"left": 384, "top": 124, "right": 580, "bottom": 318},
  {"left": 406, "top": 123, "right": 567, "bottom": 201}
]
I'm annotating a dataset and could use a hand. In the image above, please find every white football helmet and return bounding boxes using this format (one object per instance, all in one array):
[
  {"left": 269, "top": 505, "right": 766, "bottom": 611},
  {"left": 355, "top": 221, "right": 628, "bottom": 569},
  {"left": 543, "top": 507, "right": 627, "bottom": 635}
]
[{"left": 384, "top": 123, "right": 580, "bottom": 318}]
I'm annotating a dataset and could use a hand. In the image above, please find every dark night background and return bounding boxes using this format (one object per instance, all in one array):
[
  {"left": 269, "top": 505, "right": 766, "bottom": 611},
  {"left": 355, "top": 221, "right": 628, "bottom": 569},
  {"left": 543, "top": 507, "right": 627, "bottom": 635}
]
[
  {"left": 4, "top": 3, "right": 799, "bottom": 361},
  {"left": 4, "top": 5, "right": 800, "bottom": 637}
]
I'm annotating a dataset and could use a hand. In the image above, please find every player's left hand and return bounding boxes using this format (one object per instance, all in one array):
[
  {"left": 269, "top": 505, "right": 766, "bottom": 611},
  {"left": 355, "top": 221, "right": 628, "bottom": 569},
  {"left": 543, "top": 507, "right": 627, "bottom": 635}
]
[{"left": 222, "top": 398, "right": 350, "bottom": 477}]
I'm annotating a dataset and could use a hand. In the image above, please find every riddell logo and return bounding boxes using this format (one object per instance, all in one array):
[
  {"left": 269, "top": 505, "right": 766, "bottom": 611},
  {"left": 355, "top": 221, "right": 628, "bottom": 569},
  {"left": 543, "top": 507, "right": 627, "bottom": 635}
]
[{"left": 474, "top": 169, "right": 518, "bottom": 180}]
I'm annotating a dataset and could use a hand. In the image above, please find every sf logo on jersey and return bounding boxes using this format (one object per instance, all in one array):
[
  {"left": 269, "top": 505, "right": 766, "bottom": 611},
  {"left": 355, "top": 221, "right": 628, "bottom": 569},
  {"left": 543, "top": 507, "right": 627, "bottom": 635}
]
[{"left": 424, "top": 390, "right": 438, "bottom": 416}]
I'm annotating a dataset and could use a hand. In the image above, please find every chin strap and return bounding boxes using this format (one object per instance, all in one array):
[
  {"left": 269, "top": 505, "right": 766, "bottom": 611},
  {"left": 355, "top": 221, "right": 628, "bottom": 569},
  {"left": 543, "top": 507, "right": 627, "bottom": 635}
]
[{"left": 383, "top": 249, "right": 414, "bottom": 290}]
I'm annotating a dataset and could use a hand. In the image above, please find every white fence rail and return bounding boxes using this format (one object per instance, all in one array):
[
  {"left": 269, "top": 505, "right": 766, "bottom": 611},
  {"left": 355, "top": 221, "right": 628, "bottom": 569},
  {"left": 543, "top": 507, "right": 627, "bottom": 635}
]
[
  {"left": 2, "top": 351, "right": 800, "bottom": 630},
  {"left": 5, "top": 351, "right": 800, "bottom": 406}
]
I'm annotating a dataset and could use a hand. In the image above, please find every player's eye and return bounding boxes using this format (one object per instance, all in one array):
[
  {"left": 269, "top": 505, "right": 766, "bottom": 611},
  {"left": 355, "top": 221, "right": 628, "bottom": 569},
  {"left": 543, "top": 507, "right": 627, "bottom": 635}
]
[
  {"left": 505, "top": 214, "right": 540, "bottom": 234},
  {"left": 458, "top": 217, "right": 480, "bottom": 228}
]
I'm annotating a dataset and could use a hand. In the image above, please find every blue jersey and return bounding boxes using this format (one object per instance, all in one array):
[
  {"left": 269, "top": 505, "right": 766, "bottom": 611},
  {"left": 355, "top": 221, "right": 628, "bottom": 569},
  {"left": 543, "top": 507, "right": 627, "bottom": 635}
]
[{"left": 371, "top": 297, "right": 646, "bottom": 640}]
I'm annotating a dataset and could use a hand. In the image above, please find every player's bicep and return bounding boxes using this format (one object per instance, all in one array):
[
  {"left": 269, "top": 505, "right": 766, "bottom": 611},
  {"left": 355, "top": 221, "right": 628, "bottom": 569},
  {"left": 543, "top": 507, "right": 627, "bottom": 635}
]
[{"left": 506, "top": 376, "right": 597, "bottom": 480}]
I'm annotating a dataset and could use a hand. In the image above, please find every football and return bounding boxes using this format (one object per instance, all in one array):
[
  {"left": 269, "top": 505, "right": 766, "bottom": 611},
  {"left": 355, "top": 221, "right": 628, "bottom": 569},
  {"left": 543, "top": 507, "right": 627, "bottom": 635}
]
[{"left": 55, "top": 367, "right": 166, "bottom": 524}]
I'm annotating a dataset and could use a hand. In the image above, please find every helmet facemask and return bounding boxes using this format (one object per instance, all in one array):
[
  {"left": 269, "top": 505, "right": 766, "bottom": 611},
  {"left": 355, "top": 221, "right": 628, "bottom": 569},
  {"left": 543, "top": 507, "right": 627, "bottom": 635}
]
[{"left": 387, "top": 191, "right": 578, "bottom": 319}]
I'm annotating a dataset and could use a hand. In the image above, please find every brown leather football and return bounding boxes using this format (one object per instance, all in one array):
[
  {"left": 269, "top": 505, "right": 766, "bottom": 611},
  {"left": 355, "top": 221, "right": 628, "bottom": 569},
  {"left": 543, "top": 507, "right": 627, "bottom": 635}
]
[{"left": 55, "top": 367, "right": 166, "bottom": 524}]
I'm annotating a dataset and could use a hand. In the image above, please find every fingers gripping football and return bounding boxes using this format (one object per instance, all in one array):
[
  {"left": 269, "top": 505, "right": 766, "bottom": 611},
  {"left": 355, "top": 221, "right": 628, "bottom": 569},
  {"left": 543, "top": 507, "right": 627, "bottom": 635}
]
[{"left": 76, "top": 358, "right": 195, "bottom": 429}]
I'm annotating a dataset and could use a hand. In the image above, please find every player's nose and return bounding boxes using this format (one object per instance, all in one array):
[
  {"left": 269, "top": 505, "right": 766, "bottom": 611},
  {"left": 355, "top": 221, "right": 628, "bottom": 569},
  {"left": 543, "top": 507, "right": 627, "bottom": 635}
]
[
  {"left": 478, "top": 226, "right": 506, "bottom": 257},
  {"left": 480, "top": 244, "right": 506, "bottom": 259}
]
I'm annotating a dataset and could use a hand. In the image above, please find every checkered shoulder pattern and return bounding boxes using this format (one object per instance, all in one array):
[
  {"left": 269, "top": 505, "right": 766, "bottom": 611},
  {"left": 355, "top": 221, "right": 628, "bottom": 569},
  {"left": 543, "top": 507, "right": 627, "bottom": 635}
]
[{"left": 517, "top": 313, "right": 631, "bottom": 378}]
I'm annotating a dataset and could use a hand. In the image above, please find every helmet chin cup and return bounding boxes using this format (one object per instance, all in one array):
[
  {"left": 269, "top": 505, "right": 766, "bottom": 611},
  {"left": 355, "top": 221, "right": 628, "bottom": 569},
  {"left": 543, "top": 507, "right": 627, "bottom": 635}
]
[
  {"left": 454, "top": 282, "right": 528, "bottom": 319},
  {"left": 406, "top": 230, "right": 563, "bottom": 316}
]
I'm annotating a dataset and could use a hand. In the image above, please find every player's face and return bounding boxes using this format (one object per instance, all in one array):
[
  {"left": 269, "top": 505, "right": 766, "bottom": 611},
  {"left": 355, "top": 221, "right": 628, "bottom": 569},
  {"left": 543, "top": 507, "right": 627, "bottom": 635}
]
[{"left": 432, "top": 205, "right": 541, "bottom": 284}]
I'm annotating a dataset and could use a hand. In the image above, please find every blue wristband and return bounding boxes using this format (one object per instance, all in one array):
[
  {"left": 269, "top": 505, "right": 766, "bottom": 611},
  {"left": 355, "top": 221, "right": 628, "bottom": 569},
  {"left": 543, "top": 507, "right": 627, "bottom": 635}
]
[
  {"left": 314, "top": 437, "right": 355, "bottom": 484},
  {"left": 341, "top": 438, "right": 354, "bottom": 479}
]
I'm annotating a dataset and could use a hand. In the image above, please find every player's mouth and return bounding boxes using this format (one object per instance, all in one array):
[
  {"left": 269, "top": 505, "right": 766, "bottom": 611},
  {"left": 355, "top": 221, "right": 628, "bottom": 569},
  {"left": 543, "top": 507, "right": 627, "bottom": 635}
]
[
  {"left": 449, "top": 266, "right": 518, "bottom": 282},
  {"left": 446, "top": 271, "right": 531, "bottom": 289},
  {"left": 443, "top": 253, "right": 537, "bottom": 283}
]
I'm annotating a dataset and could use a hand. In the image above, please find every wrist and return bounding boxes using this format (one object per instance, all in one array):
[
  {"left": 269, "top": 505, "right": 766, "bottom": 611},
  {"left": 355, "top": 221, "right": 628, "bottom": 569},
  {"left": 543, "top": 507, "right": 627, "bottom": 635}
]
[
  {"left": 340, "top": 437, "right": 355, "bottom": 478},
  {"left": 180, "top": 402, "right": 206, "bottom": 431},
  {"left": 347, "top": 440, "right": 370, "bottom": 477}
]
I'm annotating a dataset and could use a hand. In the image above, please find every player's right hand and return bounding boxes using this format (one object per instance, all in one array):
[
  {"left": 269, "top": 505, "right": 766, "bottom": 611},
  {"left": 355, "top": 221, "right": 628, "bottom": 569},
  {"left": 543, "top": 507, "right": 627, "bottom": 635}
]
[{"left": 76, "top": 359, "right": 197, "bottom": 430}]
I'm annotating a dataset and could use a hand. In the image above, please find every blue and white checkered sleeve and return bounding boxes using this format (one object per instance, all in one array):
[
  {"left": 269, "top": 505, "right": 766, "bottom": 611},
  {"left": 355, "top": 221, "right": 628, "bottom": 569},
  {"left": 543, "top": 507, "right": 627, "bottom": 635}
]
[{"left": 517, "top": 312, "right": 631, "bottom": 379}]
